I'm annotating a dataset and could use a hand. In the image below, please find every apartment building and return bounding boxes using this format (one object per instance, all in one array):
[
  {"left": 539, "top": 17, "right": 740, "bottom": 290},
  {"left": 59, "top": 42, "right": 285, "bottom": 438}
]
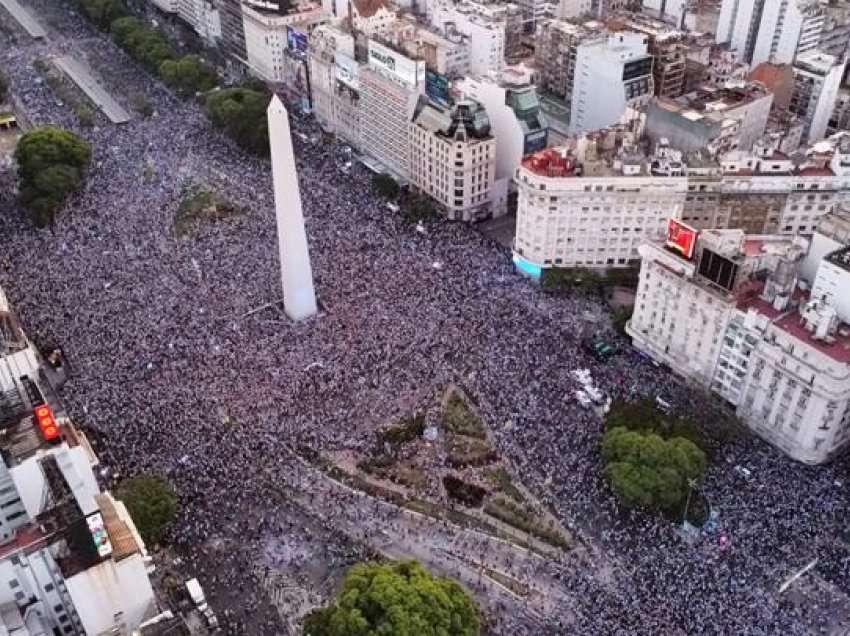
[
  {"left": 409, "top": 100, "right": 496, "bottom": 220},
  {"left": 627, "top": 225, "right": 850, "bottom": 464},
  {"left": 789, "top": 50, "right": 846, "bottom": 145}
]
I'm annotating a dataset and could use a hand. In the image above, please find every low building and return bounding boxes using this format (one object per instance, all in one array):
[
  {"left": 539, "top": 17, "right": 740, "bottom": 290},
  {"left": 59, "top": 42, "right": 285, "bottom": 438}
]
[
  {"left": 513, "top": 131, "right": 688, "bottom": 273},
  {"left": 645, "top": 82, "right": 774, "bottom": 155},
  {"left": 409, "top": 100, "right": 496, "bottom": 221},
  {"left": 627, "top": 225, "right": 850, "bottom": 464},
  {"left": 351, "top": 0, "right": 396, "bottom": 37}
]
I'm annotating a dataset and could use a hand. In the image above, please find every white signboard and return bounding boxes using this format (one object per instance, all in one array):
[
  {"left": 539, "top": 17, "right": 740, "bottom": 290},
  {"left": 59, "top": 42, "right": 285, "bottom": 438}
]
[
  {"left": 368, "top": 40, "right": 421, "bottom": 87},
  {"left": 335, "top": 52, "right": 359, "bottom": 90}
]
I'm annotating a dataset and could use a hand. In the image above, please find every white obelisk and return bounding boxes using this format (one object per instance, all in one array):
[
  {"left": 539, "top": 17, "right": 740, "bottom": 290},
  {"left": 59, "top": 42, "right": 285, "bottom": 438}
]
[{"left": 267, "top": 95, "right": 318, "bottom": 321}]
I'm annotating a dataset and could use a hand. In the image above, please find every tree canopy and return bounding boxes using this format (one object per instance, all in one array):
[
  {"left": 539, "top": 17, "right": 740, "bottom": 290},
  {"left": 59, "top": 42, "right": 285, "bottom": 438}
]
[
  {"left": 117, "top": 474, "right": 178, "bottom": 545},
  {"left": 205, "top": 88, "right": 269, "bottom": 155},
  {"left": 160, "top": 55, "right": 217, "bottom": 96},
  {"left": 601, "top": 426, "right": 706, "bottom": 512},
  {"left": 14, "top": 127, "right": 92, "bottom": 227},
  {"left": 76, "top": 0, "right": 128, "bottom": 30},
  {"left": 110, "top": 16, "right": 175, "bottom": 73},
  {"left": 0, "top": 68, "right": 8, "bottom": 103},
  {"left": 371, "top": 173, "right": 400, "bottom": 200},
  {"left": 303, "top": 560, "right": 480, "bottom": 636}
]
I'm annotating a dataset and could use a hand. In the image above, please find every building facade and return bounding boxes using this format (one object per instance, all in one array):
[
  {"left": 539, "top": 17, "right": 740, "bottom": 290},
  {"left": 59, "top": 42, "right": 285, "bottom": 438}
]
[
  {"left": 513, "top": 134, "right": 688, "bottom": 271},
  {"left": 627, "top": 226, "right": 850, "bottom": 464},
  {"left": 569, "top": 32, "right": 654, "bottom": 135},
  {"left": 409, "top": 100, "right": 496, "bottom": 220},
  {"left": 789, "top": 50, "right": 846, "bottom": 145},
  {"left": 359, "top": 40, "right": 425, "bottom": 180}
]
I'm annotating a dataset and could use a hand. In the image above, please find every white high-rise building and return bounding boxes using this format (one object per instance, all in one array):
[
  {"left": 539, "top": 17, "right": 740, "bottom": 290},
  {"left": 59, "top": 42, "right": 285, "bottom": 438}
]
[
  {"left": 789, "top": 50, "right": 846, "bottom": 145},
  {"left": 716, "top": 0, "right": 825, "bottom": 68},
  {"left": 569, "top": 33, "right": 653, "bottom": 135},
  {"left": 359, "top": 40, "right": 425, "bottom": 180}
]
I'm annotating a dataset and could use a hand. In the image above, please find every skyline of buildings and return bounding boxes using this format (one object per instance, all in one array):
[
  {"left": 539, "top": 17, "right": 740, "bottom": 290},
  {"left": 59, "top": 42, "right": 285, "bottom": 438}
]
[{"left": 132, "top": 0, "right": 850, "bottom": 469}]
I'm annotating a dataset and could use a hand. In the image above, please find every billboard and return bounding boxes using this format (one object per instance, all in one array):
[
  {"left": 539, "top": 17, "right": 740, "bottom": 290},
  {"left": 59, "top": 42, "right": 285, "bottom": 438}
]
[
  {"left": 86, "top": 512, "right": 113, "bottom": 558},
  {"left": 523, "top": 129, "right": 548, "bottom": 155},
  {"left": 698, "top": 248, "right": 739, "bottom": 291},
  {"left": 34, "top": 404, "right": 60, "bottom": 442},
  {"left": 335, "top": 53, "right": 359, "bottom": 90},
  {"left": 368, "top": 40, "right": 421, "bottom": 87},
  {"left": 286, "top": 26, "right": 308, "bottom": 56},
  {"left": 426, "top": 70, "right": 451, "bottom": 107},
  {"left": 666, "top": 219, "right": 698, "bottom": 260}
]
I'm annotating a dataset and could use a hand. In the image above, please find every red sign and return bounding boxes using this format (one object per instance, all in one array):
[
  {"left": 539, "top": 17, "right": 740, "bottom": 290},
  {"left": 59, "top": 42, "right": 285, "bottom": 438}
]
[
  {"left": 34, "top": 405, "right": 60, "bottom": 442},
  {"left": 666, "top": 219, "right": 698, "bottom": 260}
]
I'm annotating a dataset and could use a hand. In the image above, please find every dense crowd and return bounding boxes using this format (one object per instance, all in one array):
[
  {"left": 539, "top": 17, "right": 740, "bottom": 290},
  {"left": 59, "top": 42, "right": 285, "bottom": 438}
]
[{"left": 1, "top": 2, "right": 849, "bottom": 634}]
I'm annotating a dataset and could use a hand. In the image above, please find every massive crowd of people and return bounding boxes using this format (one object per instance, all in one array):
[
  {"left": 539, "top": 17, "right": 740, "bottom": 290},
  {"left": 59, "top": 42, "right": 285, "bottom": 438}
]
[{"left": 1, "top": 2, "right": 849, "bottom": 634}]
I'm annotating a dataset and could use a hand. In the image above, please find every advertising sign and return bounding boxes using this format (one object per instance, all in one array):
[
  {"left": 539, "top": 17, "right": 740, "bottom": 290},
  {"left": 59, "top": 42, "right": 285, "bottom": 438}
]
[
  {"left": 523, "top": 129, "right": 548, "bottom": 155},
  {"left": 426, "top": 70, "right": 451, "bottom": 107},
  {"left": 286, "top": 26, "right": 308, "bottom": 56},
  {"left": 34, "top": 404, "right": 60, "bottom": 442},
  {"left": 86, "top": 512, "right": 113, "bottom": 558},
  {"left": 666, "top": 219, "right": 698, "bottom": 260},
  {"left": 335, "top": 53, "right": 359, "bottom": 90},
  {"left": 368, "top": 40, "right": 420, "bottom": 87}
]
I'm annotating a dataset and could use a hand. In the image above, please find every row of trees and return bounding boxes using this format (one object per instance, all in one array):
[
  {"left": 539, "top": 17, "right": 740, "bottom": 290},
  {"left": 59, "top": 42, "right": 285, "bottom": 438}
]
[
  {"left": 0, "top": 68, "right": 8, "bottom": 103},
  {"left": 75, "top": 0, "right": 268, "bottom": 150},
  {"left": 76, "top": 0, "right": 217, "bottom": 96}
]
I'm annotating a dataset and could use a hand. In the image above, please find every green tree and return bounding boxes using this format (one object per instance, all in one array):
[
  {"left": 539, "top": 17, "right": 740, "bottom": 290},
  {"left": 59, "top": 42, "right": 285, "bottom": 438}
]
[
  {"left": 304, "top": 561, "right": 480, "bottom": 636},
  {"left": 541, "top": 267, "right": 604, "bottom": 295},
  {"left": 402, "top": 193, "right": 438, "bottom": 223},
  {"left": 117, "top": 474, "right": 178, "bottom": 545},
  {"left": 0, "top": 68, "right": 7, "bottom": 102},
  {"left": 611, "top": 306, "right": 633, "bottom": 336},
  {"left": 14, "top": 127, "right": 92, "bottom": 227},
  {"left": 601, "top": 426, "right": 706, "bottom": 512},
  {"left": 78, "top": 0, "right": 128, "bottom": 30},
  {"left": 371, "top": 173, "right": 400, "bottom": 200},
  {"left": 160, "top": 55, "right": 217, "bottom": 96},
  {"left": 204, "top": 88, "right": 269, "bottom": 155}
]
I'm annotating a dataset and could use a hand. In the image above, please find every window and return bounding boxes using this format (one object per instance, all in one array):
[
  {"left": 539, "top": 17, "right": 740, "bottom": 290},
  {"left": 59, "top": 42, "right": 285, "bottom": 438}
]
[
  {"left": 44, "top": 583, "right": 54, "bottom": 592},
  {"left": 54, "top": 604, "right": 63, "bottom": 613},
  {"left": 8, "top": 580, "right": 18, "bottom": 589}
]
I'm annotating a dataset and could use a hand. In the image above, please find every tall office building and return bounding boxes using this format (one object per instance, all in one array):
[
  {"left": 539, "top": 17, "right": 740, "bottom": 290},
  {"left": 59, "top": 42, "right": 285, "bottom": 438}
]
[
  {"left": 359, "top": 40, "right": 425, "bottom": 180},
  {"left": 789, "top": 50, "right": 846, "bottom": 145},
  {"left": 569, "top": 32, "right": 653, "bottom": 134},
  {"left": 716, "top": 0, "right": 824, "bottom": 68}
]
